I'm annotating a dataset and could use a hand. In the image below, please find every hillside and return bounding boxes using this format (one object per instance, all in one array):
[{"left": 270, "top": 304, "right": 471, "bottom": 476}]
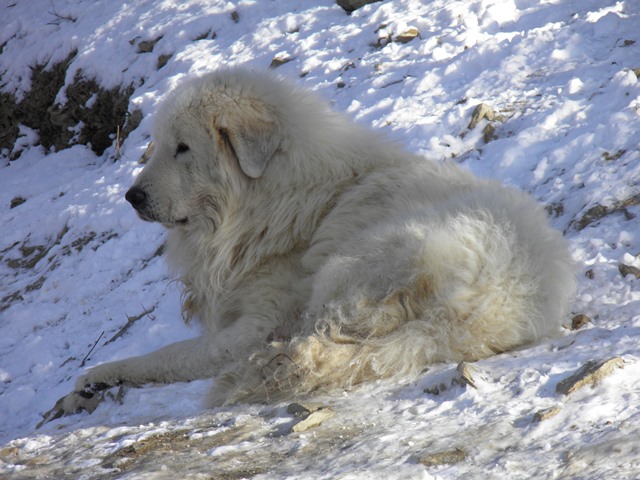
[{"left": 1, "top": 1, "right": 639, "bottom": 478}]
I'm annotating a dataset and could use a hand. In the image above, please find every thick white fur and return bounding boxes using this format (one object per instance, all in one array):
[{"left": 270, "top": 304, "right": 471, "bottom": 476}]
[{"left": 69, "top": 68, "right": 575, "bottom": 408}]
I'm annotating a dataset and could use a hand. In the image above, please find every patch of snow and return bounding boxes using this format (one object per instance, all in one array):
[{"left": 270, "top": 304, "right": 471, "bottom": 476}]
[{"left": 1, "top": 0, "right": 639, "bottom": 478}]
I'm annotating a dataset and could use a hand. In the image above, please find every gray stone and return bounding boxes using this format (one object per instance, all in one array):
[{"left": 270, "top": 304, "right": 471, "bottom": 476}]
[
  {"left": 453, "top": 362, "right": 480, "bottom": 389},
  {"left": 337, "top": 0, "right": 382, "bottom": 13},
  {"left": 291, "top": 408, "right": 335, "bottom": 433},
  {"left": 286, "top": 402, "right": 311, "bottom": 418},
  {"left": 483, "top": 123, "right": 496, "bottom": 143},
  {"left": 570, "top": 314, "right": 591, "bottom": 330},
  {"left": 137, "top": 36, "right": 163, "bottom": 53},
  {"left": 533, "top": 406, "right": 561, "bottom": 422},
  {"left": 556, "top": 358, "right": 624, "bottom": 395},
  {"left": 419, "top": 448, "right": 467, "bottom": 467},
  {"left": 269, "top": 56, "right": 294, "bottom": 69},
  {"left": 619, "top": 263, "right": 640, "bottom": 279},
  {"left": 395, "top": 27, "right": 420, "bottom": 44},
  {"left": 468, "top": 103, "right": 495, "bottom": 129},
  {"left": 139, "top": 141, "right": 155, "bottom": 165}
]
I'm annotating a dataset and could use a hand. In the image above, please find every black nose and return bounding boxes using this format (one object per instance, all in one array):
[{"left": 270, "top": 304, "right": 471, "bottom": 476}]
[{"left": 125, "top": 187, "right": 147, "bottom": 209}]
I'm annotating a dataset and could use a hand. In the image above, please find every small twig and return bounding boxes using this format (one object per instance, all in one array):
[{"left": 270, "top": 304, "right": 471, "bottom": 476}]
[
  {"left": 80, "top": 331, "right": 104, "bottom": 367},
  {"left": 263, "top": 379, "right": 270, "bottom": 403},
  {"left": 47, "top": 0, "right": 77, "bottom": 25},
  {"left": 104, "top": 305, "right": 156, "bottom": 346},
  {"left": 260, "top": 353, "right": 297, "bottom": 380},
  {"left": 115, "top": 124, "right": 121, "bottom": 160}
]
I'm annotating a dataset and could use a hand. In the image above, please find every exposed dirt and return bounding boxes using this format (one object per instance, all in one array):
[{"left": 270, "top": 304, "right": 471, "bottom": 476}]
[{"left": 0, "top": 51, "right": 142, "bottom": 159}]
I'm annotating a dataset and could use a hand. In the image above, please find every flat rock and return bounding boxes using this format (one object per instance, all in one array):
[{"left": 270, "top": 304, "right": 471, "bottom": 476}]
[
  {"left": 468, "top": 103, "right": 495, "bottom": 129},
  {"left": 395, "top": 27, "right": 420, "bottom": 44},
  {"left": 287, "top": 402, "right": 312, "bottom": 417},
  {"left": 269, "top": 56, "right": 294, "bottom": 69},
  {"left": 291, "top": 408, "right": 335, "bottom": 433},
  {"left": 336, "top": 0, "right": 382, "bottom": 13},
  {"left": 137, "top": 36, "right": 162, "bottom": 53},
  {"left": 619, "top": 263, "right": 640, "bottom": 279},
  {"left": 453, "top": 362, "right": 480, "bottom": 389},
  {"left": 533, "top": 406, "right": 561, "bottom": 422},
  {"left": 556, "top": 357, "right": 624, "bottom": 395},
  {"left": 424, "top": 362, "right": 484, "bottom": 395},
  {"left": 570, "top": 314, "right": 591, "bottom": 330},
  {"left": 419, "top": 447, "right": 467, "bottom": 467},
  {"left": 483, "top": 123, "right": 496, "bottom": 143}
]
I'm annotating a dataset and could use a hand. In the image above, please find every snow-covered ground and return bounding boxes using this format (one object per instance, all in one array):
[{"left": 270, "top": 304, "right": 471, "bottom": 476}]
[{"left": 1, "top": 0, "right": 639, "bottom": 478}]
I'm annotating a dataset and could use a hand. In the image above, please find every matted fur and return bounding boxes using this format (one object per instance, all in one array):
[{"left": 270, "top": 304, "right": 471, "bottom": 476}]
[{"left": 61, "top": 68, "right": 575, "bottom": 411}]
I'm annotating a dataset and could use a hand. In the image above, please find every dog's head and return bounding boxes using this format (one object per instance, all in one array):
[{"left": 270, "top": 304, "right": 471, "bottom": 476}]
[{"left": 125, "top": 71, "right": 282, "bottom": 229}]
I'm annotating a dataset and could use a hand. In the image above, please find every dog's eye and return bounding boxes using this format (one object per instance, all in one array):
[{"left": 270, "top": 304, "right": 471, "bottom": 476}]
[{"left": 175, "top": 143, "right": 190, "bottom": 156}]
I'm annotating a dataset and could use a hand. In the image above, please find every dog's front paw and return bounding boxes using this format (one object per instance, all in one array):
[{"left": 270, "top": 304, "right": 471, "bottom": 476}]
[
  {"left": 37, "top": 383, "right": 108, "bottom": 428},
  {"left": 37, "top": 378, "right": 128, "bottom": 428}
]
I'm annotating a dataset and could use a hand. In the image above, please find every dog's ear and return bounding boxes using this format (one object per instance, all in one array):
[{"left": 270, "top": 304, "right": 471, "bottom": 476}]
[{"left": 217, "top": 108, "right": 280, "bottom": 179}]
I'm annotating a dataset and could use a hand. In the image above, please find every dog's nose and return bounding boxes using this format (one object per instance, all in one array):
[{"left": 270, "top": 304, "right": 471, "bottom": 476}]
[{"left": 125, "top": 187, "right": 147, "bottom": 209}]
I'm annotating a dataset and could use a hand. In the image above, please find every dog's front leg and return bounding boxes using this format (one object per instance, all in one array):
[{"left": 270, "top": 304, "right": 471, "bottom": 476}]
[
  {"left": 76, "top": 335, "right": 217, "bottom": 388},
  {"left": 39, "top": 336, "right": 216, "bottom": 425}
]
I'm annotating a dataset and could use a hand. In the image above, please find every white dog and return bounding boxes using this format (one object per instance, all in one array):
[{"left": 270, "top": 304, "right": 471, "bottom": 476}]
[{"left": 46, "top": 68, "right": 575, "bottom": 419}]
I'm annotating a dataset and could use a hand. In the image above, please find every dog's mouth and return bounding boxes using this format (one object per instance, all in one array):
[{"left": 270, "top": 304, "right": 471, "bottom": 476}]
[
  {"left": 135, "top": 210, "right": 160, "bottom": 224},
  {"left": 160, "top": 217, "right": 189, "bottom": 229},
  {"left": 135, "top": 211, "right": 189, "bottom": 228},
  {"left": 136, "top": 212, "right": 155, "bottom": 223}
]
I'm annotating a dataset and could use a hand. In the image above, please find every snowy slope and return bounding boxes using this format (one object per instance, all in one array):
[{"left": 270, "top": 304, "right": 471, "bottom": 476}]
[{"left": 1, "top": 0, "right": 639, "bottom": 478}]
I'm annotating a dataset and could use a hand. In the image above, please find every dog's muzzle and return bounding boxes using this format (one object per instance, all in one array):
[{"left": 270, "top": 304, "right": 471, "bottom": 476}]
[
  {"left": 125, "top": 186, "right": 155, "bottom": 222},
  {"left": 125, "top": 187, "right": 188, "bottom": 226},
  {"left": 125, "top": 187, "right": 147, "bottom": 211}
]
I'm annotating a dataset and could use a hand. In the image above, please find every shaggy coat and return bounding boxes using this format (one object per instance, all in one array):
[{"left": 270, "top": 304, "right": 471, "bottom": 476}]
[{"left": 54, "top": 68, "right": 575, "bottom": 415}]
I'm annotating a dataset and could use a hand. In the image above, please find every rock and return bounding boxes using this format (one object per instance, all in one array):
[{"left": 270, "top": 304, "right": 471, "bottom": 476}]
[
  {"left": 545, "top": 202, "right": 565, "bottom": 218},
  {"left": 619, "top": 263, "right": 640, "bottom": 279},
  {"left": 423, "top": 382, "right": 448, "bottom": 395},
  {"left": 194, "top": 30, "right": 212, "bottom": 41},
  {"left": 336, "top": 0, "right": 382, "bottom": 13},
  {"left": 157, "top": 54, "right": 172, "bottom": 70},
  {"left": 601, "top": 149, "right": 626, "bottom": 161},
  {"left": 419, "top": 447, "right": 467, "bottom": 467},
  {"left": 571, "top": 314, "right": 591, "bottom": 330},
  {"left": 533, "top": 406, "right": 561, "bottom": 422},
  {"left": 139, "top": 141, "right": 155, "bottom": 165},
  {"left": 395, "top": 27, "right": 420, "bottom": 44},
  {"left": 483, "top": 123, "right": 496, "bottom": 143},
  {"left": 286, "top": 402, "right": 311, "bottom": 418},
  {"left": 371, "top": 26, "right": 391, "bottom": 49},
  {"left": 291, "top": 407, "right": 335, "bottom": 433},
  {"left": 556, "top": 358, "right": 625, "bottom": 396},
  {"left": 467, "top": 103, "right": 495, "bottom": 129},
  {"left": 137, "top": 36, "right": 163, "bottom": 53},
  {"left": 575, "top": 204, "right": 607, "bottom": 230},
  {"left": 269, "top": 56, "right": 294, "bottom": 69},
  {"left": 0, "top": 446, "right": 19, "bottom": 457},
  {"left": 573, "top": 193, "right": 640, "bottom": 230},
  {"left": 120, "top": 109, "right": 143, "bottom": 145},
  {"left": 453, "top": 362, "right": 480, "bottom": 389},
  {"left": 10, "top": 196, "right": 26, "bottom": 209},
  {"left": 424, "top": 362, "right": 484, "bottom": 394}
]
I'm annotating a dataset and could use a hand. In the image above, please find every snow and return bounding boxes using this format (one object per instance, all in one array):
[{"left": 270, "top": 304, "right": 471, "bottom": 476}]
[{"left": 1, "top": 0, "right": 640, "bottom": 478}]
